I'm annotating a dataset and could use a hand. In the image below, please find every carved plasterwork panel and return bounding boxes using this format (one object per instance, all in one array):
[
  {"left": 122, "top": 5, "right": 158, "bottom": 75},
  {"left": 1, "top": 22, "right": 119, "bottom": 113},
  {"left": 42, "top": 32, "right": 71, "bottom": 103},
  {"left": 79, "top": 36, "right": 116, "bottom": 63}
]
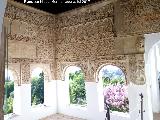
[
  {"left": 56, "top": 54, "right": 129, "bottom": 82},
  {"left": 5, "top": 2, "right": 56, "bottom": 63},
  {"left": 8, "top": 41, "right": 37, "bottom": 59},
  {"left": 114, "top": 35, "right": 145, "bottom": 54},
  {"left": 4, "top": 1, "right": 147, "bottom": 86},
  {"left": 56, "top": 62, "right": 88, "bottom": 81},
  {"left": 56, "top": 53, "right": 145, "bottom": 84},
  {"left": 21, "top": 62, "right": 30, "bottom": 84},
  {"left": 4, "top": 2, "right": 56, "bottom": 84},
  {"left": 136, "top": 35, "right": 144, "bottom": 53},
  {"left": 94, "top": 60, "right": 128, "bottom": 83},
  {"left": 7, "top": 58, "right": 56, "bottom": 82},
  {"left": 57, "top": 17, "right": 114, "bottom": 45},
  {"left": 119, "top": 0, "right": 160, "bottom": 34},
  {"left": 57, "top": 1, "right": 113, "bottom": 28},
  {"left": 56, "top": 37, "right": 115, "bottom": 62},
  {"left": 128, "top": 54, "right": 145, "bottom": 85},
  {"left": 5, "top": 3, "right": 55, "bottom": 27}
]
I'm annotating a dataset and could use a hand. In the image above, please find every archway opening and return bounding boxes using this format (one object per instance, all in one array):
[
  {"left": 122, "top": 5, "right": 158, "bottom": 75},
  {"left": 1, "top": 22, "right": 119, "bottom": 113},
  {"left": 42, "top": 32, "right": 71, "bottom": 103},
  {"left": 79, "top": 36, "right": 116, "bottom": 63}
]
[
  {"left": 3, "top": 69, "right": 14, "bottom": 115},
  {"left": 147, "top": 41, "right": 160, "bottom": 117},
  {"left": 98, "top": 65, "right": 129, "bottom": 113},
  {"left": 65, "top": 66, "right": 87, "bottom": 107},
  {"left": 31, "top": 67, "right": 44, "bottom": 107}
]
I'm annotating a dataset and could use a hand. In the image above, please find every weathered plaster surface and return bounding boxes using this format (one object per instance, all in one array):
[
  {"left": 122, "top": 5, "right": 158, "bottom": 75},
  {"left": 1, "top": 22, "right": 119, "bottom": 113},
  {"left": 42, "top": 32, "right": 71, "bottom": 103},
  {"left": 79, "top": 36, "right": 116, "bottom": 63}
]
[
  {"left": 5, "top": 0, "right": 160, "bottom": 85},
  {"left": 4, "top": 1, "right": 56, "bottom": 84}
]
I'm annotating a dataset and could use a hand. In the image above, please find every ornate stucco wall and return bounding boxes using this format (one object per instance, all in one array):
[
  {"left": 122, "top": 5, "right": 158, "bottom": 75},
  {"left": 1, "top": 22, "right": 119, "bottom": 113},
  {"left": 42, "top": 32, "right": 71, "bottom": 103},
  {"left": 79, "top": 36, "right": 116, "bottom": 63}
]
[
  {"left": 117, "top": 0, "right": 160, "bottom": 35},
  {"left": 5, "top": 0, "right": 160, "bottom": 85},
  {"left": 55, "top": 0, "right": 145, "bottom": 84},
  {"left": 4, "top": 1, "right": 56, "bottom": 84}
]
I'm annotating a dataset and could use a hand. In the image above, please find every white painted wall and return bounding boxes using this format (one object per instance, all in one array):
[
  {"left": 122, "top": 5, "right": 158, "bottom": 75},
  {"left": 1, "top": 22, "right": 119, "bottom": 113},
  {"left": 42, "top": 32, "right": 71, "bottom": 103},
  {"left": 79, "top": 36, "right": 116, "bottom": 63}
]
[
  {"left": 145, "top": 33, "right": 160, "bottom": 118},
  {"left": 148, "top": 46, "right": 160, "bottom": 113},
  {"left": 9, "top": 106, "right": 56, "bottom": 120},
  {"left": 128, "top": 83, "right": 150, "bottom": 120},
  {"left": 57, "top": 81, "right": 150, "bottom": 120},
  {"left": 57, "top": 80, "right": 88, "bottom": 119},
  {"left": 86, "top": 82, "right": 130, "bottom": 120},
  {"left": 44, "top": 80, "right": 57, "bottom": 109},
  {"left": 11, "top": 81, "right": 57, "bottom": 120},
  {"left": 13, "top": 84, "right": 31, "bottom": 115}
]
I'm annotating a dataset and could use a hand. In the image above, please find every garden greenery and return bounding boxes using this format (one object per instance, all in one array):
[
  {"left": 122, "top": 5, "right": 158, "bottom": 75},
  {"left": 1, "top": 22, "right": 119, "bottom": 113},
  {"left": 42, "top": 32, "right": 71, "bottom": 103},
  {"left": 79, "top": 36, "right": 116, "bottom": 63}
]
[
  {"left": 3, "top": 80, "right": 14, "bottom": 115},
  {"left": 31, "top": 72, "right": 44, "bottom": 106},
  {"left": 69, "top": 70, "right": 87, "bottom": 106}
]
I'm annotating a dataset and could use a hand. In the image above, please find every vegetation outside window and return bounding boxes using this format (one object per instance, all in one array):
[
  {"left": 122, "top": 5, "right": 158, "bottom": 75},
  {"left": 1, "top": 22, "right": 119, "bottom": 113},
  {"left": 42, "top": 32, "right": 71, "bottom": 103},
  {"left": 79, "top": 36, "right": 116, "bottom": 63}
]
[{"left": 99, "top": 65, "right": 129, "bottom": 113}]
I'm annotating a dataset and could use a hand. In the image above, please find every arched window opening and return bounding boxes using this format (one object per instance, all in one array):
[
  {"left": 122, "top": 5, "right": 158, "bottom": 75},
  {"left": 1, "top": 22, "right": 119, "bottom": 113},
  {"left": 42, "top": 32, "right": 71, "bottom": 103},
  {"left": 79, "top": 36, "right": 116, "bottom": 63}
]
[
  {"left": 3, "top": 69, "right": 14, "bottom": 115},
  {"left": 65, "top": 66, "right": 87, "bottom": 107},
  {"left": 98, "top": 65, "right": 129, "bottom": 113},
  {"left": 31, "top": 67, "right": 44, "bottom": 107}
]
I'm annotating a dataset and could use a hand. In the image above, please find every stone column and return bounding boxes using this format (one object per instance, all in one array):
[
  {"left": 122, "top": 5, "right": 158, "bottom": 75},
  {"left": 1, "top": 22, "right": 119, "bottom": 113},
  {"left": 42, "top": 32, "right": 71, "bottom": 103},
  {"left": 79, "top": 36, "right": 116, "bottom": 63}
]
[{"left": 0, "top": 1, "right": 7, "bottom": 119}]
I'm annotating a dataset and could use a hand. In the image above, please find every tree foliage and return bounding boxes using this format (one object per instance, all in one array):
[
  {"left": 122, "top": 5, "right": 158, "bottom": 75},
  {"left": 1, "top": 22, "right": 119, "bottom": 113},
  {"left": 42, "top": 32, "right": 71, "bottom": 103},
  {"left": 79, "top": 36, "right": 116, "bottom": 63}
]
[
  {"left": 69, "top": 70, "right": 86, "bottom": 105},
  {"left": 3, "top": 81, "right": 14, "bottom": 115},
  {"left": 31, "top": 72, "right": 44, "bottom": 105}
]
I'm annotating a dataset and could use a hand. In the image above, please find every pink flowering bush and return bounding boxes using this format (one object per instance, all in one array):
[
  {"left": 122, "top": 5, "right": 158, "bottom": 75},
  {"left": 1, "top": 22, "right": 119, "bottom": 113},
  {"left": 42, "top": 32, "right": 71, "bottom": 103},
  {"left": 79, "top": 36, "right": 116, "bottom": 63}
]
[
  {"left": 103, "top": 84, "right": 129, "bottom": 112},
  {"left": 101, "top": 65, "right": 129, "bottom": 112}
]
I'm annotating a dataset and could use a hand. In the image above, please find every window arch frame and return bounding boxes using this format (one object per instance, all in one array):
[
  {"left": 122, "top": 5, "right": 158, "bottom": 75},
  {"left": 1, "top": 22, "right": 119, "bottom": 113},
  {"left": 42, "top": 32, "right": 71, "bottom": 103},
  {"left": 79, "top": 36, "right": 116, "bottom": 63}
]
[
  {"left": 96, "top": 64, "right": 129, "bottom": 113},
  {"left": 64, "top": 65, "right": 87, "bottom": 107},
  {"left": 96, "top": 63, "right": 128, "bottom": 85},
  {"left": 30, "top": 64, "right": 51, "bottom": 83}
]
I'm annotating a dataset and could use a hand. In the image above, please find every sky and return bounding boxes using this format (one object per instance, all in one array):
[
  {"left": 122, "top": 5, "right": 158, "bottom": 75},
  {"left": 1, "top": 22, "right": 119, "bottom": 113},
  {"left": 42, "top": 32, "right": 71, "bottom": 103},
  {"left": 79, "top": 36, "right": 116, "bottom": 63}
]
[
  {"left": 31, "top": 67, "right": 43, "bottom": 78},
  {"left": 66, "top": 66, "right": 81, "bottom": 74},
  {"left": 5, "top": 69, "right": 14, "bottom": 81}
]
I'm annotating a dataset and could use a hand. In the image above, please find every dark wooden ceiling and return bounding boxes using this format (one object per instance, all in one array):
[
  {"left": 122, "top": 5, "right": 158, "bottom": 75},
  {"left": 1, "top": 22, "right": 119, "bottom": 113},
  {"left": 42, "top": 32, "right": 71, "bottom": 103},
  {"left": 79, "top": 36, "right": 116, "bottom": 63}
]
[{"left": 14, "top": 0, "right": 102, "bottom": 14}]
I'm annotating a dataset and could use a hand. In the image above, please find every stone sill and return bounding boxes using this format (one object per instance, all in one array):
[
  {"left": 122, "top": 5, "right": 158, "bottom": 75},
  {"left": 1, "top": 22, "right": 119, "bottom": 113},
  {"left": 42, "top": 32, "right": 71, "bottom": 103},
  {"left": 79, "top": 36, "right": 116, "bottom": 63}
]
[
  {"left": 69, "top": 104, "right": 87, "bottom": 111},
  {"left": 103, "top": 110, "right": 130, "bottom": 118}
]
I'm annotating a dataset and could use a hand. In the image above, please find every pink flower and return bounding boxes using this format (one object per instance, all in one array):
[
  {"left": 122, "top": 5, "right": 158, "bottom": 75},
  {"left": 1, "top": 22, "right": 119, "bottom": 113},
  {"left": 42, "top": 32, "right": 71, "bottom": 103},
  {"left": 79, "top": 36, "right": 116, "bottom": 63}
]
[{"left": 103, "top": 84, "right": 129, "bottom": 112}]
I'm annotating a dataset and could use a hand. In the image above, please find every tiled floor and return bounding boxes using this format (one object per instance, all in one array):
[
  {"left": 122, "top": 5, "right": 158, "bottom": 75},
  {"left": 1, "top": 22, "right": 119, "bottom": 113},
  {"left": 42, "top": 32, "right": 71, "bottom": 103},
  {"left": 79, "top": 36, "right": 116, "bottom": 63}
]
[
  {"left": 153, "top": 113, "right": 160, "bottom": 120},
  {"left": 40, "top": 114, "right": 85, "bottom": 120}
]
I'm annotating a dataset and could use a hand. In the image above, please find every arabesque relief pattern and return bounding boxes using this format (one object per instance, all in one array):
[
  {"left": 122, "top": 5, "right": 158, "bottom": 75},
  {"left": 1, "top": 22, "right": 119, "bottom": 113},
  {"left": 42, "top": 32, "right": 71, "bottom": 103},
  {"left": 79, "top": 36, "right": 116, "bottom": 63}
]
[
  {"left": 119, "top": 0, "right": 160, "bottom": 35},
  {"left": 6, "top": 0, "right": 158, "bottom": 85},
  {"left": 55, "top": 1, "right": 145, "bottom": 84},
  {"left": 5, "top": 2, "right": 56, "bottom": 84}
]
